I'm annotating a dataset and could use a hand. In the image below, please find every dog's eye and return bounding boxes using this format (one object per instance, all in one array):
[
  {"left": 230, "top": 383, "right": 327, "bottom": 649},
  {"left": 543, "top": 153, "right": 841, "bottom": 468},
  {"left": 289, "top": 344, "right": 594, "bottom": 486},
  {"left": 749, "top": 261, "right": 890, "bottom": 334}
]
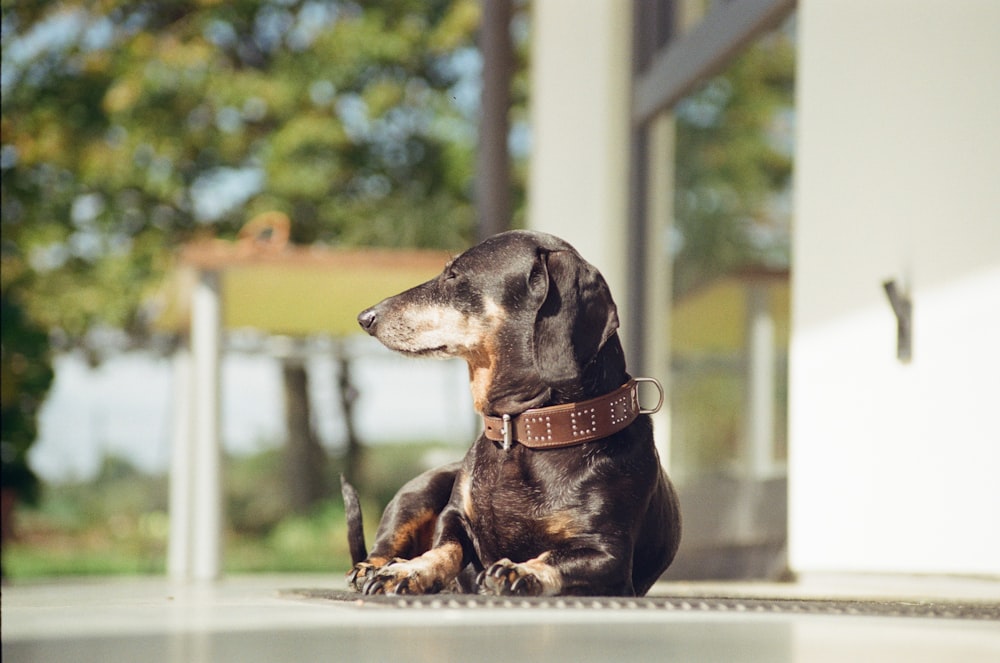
[{"left": 444, "top": 269, "right": 459, "bottom": 281}]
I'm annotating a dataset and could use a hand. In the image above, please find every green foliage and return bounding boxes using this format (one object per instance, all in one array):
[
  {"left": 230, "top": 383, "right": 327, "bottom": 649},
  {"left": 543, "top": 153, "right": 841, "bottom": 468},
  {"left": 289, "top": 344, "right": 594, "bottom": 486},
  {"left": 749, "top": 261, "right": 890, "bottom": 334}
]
[
  {"left": 0, "top": 0, "right": 486, "bottom": 498},
  {"left": 673, "top": 27, "right": 795, "bottom": 295},
  {"left": 1, "top": 287, "right": 54, "bottom": 504},
  {"left": 667, "top": 24, "right": 795, "bottom": 476},
  {"left": 4, "top": 443, "right": 456, "bottom": 578},
  {"left": 227, "top": 500, "right": 350, "bottom": 574},
  {"left": 1, "top": 0, "right": 482, "bottom": 341},
  {"left": 5, "top": 454, "right": 169, "bottom": 576}
]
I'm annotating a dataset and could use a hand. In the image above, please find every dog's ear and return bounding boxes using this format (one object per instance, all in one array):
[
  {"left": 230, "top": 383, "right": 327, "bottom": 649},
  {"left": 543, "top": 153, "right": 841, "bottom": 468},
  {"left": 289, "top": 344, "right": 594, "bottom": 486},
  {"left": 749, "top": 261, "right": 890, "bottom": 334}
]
[{"left": 532, "top": 249, "right": 619, "bottom": 386}]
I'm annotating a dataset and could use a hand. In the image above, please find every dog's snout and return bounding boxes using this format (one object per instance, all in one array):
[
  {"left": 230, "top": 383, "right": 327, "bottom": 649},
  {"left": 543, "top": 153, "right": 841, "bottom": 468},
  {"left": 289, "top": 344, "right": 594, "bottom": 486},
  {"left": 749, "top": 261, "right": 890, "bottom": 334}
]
[{"left": 358, "top": 307, "right": 378, "bottom": 334}]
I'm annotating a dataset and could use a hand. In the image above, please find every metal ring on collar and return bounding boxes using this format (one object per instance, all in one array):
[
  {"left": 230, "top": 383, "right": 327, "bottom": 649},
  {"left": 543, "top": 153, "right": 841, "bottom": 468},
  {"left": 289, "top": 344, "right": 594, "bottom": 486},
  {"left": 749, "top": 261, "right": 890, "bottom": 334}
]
[{"left": 634, "top": 377, "right": 665, "bottom": 415}]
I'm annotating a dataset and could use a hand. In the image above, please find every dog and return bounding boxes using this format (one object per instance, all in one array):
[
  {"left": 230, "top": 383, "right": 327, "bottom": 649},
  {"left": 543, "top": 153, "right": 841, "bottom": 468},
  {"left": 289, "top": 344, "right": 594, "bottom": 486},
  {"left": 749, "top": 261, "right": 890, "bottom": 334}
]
[{"left": 344, "top": 230, "right": 680, "bottom": 596}]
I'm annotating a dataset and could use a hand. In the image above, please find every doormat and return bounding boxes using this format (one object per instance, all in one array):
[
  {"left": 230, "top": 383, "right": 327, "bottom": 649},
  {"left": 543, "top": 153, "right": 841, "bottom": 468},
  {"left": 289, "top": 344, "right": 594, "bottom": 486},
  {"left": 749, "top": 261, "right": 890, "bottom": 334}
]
[{"left": 283, "top": 589, "right": 1000, "bottom": 621}]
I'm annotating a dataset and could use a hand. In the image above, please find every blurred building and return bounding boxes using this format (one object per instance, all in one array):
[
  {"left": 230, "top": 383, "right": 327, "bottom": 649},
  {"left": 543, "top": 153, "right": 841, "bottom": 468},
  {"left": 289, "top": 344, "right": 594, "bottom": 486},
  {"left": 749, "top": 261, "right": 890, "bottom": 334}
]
[{"left": 529, "top": 0, "right": 1000, "bottom": 579}]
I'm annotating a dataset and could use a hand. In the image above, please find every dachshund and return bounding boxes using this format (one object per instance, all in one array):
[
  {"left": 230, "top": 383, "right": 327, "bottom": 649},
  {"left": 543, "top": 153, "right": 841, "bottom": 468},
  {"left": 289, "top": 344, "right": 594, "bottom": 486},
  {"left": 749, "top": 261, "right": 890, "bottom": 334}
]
[{"left": 344, "top": 230, "right": 680, "bottom": 596}]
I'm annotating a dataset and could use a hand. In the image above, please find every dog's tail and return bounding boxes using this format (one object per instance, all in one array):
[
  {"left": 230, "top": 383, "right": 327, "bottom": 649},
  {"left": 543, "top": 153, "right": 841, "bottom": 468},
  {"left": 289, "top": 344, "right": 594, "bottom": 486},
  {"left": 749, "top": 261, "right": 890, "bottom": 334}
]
[{"left": 340, "top": 474, "right": 368, "bottom": 565}]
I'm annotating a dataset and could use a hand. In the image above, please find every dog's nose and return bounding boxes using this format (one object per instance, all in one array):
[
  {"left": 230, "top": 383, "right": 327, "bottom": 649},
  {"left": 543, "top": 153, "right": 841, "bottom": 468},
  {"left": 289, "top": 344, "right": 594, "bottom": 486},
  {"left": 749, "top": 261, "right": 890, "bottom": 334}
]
[{"left": 357, "top": 307, "right": 378, "bottom": 334}]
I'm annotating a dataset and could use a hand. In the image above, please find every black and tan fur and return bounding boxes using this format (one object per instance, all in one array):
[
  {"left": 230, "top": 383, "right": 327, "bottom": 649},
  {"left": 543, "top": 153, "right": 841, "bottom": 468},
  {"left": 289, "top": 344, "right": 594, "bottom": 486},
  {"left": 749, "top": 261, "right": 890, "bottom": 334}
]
[{"left": 345, "top": 230, "right": 680, "bottom": 597}]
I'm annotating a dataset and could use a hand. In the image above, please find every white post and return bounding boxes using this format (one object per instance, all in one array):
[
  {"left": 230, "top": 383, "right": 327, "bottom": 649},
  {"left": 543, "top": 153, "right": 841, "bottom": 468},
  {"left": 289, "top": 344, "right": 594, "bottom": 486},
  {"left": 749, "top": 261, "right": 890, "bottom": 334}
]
[
  {"left": 743, "top": 281, "right": 776, "bottom": 478},
  {"left": 190, "top": 270, "right": 223, "bottom": 581},
  {"left": 167, "top": 344, "right": 194, "bottom": 581},
  {"left": 645, "top": 111, "right": 676, "bottom": 471},
  {"left": 528, "top": 0, "right": 632, "bottom": 301}
]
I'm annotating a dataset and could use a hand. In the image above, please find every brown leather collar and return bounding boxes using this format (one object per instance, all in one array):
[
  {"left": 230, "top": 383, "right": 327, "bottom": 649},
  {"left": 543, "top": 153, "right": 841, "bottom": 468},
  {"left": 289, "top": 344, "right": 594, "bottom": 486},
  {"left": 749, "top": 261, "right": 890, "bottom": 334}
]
[{"left": 481, "top": 378, "right": 664, "bottom": 450}]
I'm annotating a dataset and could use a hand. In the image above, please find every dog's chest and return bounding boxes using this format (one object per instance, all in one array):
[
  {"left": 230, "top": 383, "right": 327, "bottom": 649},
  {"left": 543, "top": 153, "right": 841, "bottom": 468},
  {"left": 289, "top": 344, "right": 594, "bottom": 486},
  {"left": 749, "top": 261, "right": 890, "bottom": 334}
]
[{"left": 466, "top": 448, "right": 582, "bottom": 560}]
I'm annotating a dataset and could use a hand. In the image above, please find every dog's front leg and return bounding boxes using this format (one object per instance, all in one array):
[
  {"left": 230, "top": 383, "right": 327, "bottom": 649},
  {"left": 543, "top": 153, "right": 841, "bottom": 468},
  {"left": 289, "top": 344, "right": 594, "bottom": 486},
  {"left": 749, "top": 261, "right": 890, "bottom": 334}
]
[
  {"left": 362, "top": 509, "right": 469, "bottom": 595},
  {"left": 477, "top": 545, "right": 634, "bottom": 597},
  {"left": 361, "top": 541, "right": 464, "bottom": 595},
  {"left": 476, "top": 553, "right": 563, "bottom": 596},
  {"left": 346, "top": 462, "right": 460, "bottom": 592}
]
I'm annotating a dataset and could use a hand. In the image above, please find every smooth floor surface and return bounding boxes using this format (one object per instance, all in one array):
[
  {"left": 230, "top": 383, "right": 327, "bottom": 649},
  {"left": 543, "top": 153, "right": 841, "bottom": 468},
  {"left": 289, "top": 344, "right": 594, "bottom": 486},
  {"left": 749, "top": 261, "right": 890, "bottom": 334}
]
[{"left": 3, "top": 574, "right": 999, "bottom": 663}]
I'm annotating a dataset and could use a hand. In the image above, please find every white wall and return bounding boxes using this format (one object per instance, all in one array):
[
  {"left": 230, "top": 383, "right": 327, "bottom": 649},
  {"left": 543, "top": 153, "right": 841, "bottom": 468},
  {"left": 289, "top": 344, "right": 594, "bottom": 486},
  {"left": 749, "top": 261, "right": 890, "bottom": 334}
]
[
  {"left": 527, "top": 0, "right": 632, "bottom": 314},
  {"left": 789, "top": 0, "right": 1000, "bottom": 575}
]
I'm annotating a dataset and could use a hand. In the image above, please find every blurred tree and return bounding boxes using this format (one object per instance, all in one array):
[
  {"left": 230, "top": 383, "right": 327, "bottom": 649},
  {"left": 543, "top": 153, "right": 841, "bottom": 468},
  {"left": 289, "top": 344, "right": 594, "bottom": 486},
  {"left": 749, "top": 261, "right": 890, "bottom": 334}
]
[
  {"left": 0, "top": 287, "right": 53, "bottom": 498},
  {"left": 1, "top": 281, "right": 54, "bottom": 576},
  {"left": 2, "top": 0, "right": 483, "bottom": 342},
  {"left": 673, "top": 27, "right": 795, "bottom": 296},
  {"left": 1, "top": 0, "right": 492, "bottom": 512},
  {"left": 282, "top": 358, "right": 327, "bottom": 511}
]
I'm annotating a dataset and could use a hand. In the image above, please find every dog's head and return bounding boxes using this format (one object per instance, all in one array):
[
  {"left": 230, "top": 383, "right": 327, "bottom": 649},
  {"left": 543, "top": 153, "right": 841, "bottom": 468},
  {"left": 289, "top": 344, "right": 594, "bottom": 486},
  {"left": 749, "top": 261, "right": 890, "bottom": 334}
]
[{"left": 358, "top": 230, "right": 620, "bottom": 414}]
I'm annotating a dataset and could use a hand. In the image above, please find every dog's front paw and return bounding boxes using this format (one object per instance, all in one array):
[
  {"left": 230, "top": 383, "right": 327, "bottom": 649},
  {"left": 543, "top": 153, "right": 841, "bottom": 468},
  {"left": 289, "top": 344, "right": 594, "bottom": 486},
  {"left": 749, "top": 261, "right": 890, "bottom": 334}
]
[
  {"left": 346, "top": 558, "right": 389, "bottom": 592},
  {"left": 477, "top": 558, "right": 548, "bottom": 596},
  {"left": 361, "top": 558, "right": 444, "bottom": 596}
]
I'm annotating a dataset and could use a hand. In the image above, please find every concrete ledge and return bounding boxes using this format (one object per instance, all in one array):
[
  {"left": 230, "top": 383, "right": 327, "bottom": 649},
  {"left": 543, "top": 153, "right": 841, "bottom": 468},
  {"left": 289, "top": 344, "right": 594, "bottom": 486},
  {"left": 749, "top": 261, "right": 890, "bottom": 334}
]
[{"left": 4, "top": 574, "right": 1000, "bottom": 663}]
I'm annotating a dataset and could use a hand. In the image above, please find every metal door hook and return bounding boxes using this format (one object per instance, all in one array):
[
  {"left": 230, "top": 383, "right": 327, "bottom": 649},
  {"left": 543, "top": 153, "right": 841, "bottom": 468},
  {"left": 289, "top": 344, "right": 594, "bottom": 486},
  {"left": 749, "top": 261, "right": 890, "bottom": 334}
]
[{"left": 883, "top": 279, "right": 912, "bottom": 363}]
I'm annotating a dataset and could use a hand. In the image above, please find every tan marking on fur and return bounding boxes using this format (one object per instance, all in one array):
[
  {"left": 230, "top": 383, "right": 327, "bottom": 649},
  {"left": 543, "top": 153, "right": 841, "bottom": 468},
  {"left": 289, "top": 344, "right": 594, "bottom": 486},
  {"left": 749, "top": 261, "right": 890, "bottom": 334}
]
[
  {"left": 487, "top": 553, "right": 564, "bottom": 596},
  {"left": 420, "top": 540, "right": 464, "bottom": 573},
  {"left": 467, "top": 348, "right": 495, "bottom": 413},
  {"left": 519, "top": 552, "right": 563, "bottom": 595},
  {"left": 383, "top": 305, "right": 485, "bottom": 355},
  {"left": 377, "top": 541, "right": 465, "bottom": 593},
  {"left": 380, "top": 298, "right": 505, "bottom": 367},
  {"left": 389, "top": 508, "right": 437, "bottom": 557},
  {"left": 542, "top": 511, "right": 579, "bottom": 541},
  {"left": 458, "top": 473, "right": 474, "bottom": 519},
  {"left": 465, "top": 298, "right": 505, "bottom": 413},
  {"left": 481, "top": 297, "right": 504, "bottom": 323},
  {"left": 379, "top": 296, "right": 504, "bottom": 412}
]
